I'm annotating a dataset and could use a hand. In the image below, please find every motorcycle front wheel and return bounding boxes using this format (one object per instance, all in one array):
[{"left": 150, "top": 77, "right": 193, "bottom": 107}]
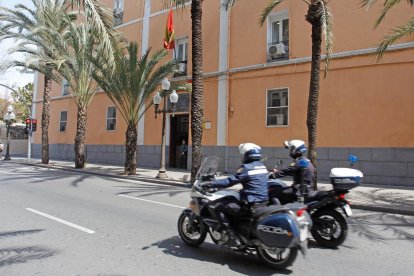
[
  {"left": 311, "top": 209, "right": 348, "bottom": 248},
  {"left": 178, "top": 209, "right": 207, "bottom": 247},
  {"left": 256, "top": 247, "right": 298, "bottom": 270}
]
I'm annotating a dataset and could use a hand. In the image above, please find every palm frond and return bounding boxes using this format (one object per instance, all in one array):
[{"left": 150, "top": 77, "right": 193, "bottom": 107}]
[
  {"left": 375, "top": 15, "right": 414, "bottom": 60},
  {"left": 375, "top": 0, "right": 403, "bottom": 28},
  {"left": 320, "top": 0, "right": 334, "bottom": 77},
  {"left": 93, "top": 42, "right": 178, "bottom": 126},
  {"left": 164, "top": 0, "right": 188, "bottom": 13},
  {"left": 360, "top": 0, "right": 380, "bottom": 8},
  {"left": 259, "top": 0, "right": 285, "bottom": 27},
  {"left": 223, "top": 0, "right": 237, "bottom": 10}
]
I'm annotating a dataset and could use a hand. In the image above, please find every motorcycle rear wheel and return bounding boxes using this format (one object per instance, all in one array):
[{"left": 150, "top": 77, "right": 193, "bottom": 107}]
[
  {"left": 256, "top": 247, "right": 298, "bottom": 270},
  {"left": 178, "top": 210, "right": 207, "bottom": 247},
  {"left": 311, "top": 209, "right": 348, "bottom": 248}
]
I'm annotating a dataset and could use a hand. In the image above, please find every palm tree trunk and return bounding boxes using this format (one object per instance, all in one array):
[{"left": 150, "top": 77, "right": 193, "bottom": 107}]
[
  {"left": 306, "top": 2, "right": 323, "bottom": 189},
  {"left": 190, "top": 0, "right": 204, "bottom": 182},
  {"left": 74, "top": 105, "right": 88, "bottom": 168},
  {"left": 124, "top": 122, "right": 137, "bottom": 175},
  {"left": 41, "top": 75, "right": 52, "bottom": 164}
]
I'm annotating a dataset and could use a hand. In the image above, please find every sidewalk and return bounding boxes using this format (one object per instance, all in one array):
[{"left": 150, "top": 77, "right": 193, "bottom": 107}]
[{"left": 8, "top": 157, "right": 414, "bottom": 216}]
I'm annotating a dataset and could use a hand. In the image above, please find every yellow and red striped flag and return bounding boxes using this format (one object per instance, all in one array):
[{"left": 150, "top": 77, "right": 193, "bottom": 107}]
[{"left": 163, "top": 7, "right": 175, "bottom": 50}]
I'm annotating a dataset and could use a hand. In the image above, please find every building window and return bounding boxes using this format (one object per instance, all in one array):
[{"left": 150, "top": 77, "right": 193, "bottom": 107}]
[
  {"left": 59, "top": 111, "right": 68, "bottom": 132},
  {"left": 113, "top": 0, "right": 124, "bottom": 26},
  {"left": 267, "top": 11, "right": 289, "bottom": 61},
  {"left": 266, "top": 88, "right": 288, "bottom": 126},
  {"left": 62, "top": 79, "right": 69, "bottom": 96},
  {"left": 174, "top": 37, "right": 188, "bottom": 77},
  {"left": 106, "top": 106, "right": 116, "bottom": 131}
]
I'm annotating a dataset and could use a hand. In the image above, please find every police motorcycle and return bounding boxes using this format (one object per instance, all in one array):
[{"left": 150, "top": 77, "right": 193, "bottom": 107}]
[
  {"left": 177, "top": 156, "right": 311, "bottom": 270},
  {"left": 268, "top": 155, "right": 363, "bottom": 248}
]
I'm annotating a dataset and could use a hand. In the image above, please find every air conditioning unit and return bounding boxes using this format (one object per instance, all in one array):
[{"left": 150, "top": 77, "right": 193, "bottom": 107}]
[
  {"left": 276, "top": 114, "right": 284, "bottom": 125},
  {"left": 178, "top": 63, "right": 186, "bottom": 74},
  {"left": 267, "top": 42, "right": 286, "bottom": 60}
]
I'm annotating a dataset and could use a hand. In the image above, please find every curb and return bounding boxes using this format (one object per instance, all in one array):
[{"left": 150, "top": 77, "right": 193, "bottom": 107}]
[
  {"left": 349, "top": 204, "right": 414, "bottom": 216},
  {"left": 11, "top": 161, "right": 414, "bottom": 216}
]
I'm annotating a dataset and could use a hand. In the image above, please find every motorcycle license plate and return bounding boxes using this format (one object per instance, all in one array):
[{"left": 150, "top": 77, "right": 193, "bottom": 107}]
[
  {"left": 343, "top": 204, "right": 353, "bottom": 216},
  {"left": 300, "top": 226, "right": 308, "bottom": 242}
]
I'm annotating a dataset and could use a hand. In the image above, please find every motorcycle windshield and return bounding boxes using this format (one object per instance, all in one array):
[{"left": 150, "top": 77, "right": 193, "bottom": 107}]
[{"left": 196, "top": 156, "right": 220, "bottom": 180}]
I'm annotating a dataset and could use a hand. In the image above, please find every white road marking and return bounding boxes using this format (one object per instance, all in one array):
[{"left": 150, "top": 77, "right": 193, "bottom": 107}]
[
  {"left": 25, "top": 208, "right": 95, "bottom": 234},
  {"left": 119, "top": 194, "right": 185, "bottom": 209}
]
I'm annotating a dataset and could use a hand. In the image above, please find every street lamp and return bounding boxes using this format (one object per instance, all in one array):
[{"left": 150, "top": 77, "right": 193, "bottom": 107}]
[
  {"left": 153, "top": 78, "right": 179, "bottom": 179},
  {"left": 3, "top": 105, "right": 16, "bottom": 161}
]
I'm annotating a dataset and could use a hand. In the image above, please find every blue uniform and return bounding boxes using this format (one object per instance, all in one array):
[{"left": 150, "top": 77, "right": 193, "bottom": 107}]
[
  {"left": 272, "top": 157, "right": 315, "bottom": 186},
  {"left": 210, "top": 160, "right": 269, "bottom": 203}
]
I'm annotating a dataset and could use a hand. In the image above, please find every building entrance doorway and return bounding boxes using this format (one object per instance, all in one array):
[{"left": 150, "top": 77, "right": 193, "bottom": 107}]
[{"left": 169, "top": 114, "right": 189, "bottom": 169}]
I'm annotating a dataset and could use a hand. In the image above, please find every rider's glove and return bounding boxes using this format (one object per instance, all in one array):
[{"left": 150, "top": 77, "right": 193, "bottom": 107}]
[{"left": 201, "top": 182, "right": 212, "bottom": 189}]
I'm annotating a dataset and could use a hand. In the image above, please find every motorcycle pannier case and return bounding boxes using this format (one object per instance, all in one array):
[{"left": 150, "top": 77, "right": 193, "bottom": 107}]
[
  {"left": 329, "top": 168, "right": 363, "bottom": 191},
  {"left": 256, "top": 213, "right": 300, "bottom": 248}
]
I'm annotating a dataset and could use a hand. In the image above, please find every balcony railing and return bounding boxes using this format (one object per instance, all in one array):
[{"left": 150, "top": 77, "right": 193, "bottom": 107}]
[
  {"left": 267, "top": 41, "right": 289, "bottom": 61},
  {"left": 174, "top": 60, "right": 188, "bottom": 77}
]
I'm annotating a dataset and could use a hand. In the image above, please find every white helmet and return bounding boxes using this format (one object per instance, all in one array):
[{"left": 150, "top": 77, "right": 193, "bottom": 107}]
[
  {"left": 284, "top": 140, "right": 307, "bottom": 158},
  {"left": 239, "top": 143, "right": 262, "bottom": 163}
]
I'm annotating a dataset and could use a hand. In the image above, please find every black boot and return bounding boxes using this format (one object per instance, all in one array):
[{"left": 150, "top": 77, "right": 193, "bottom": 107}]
[{"left": 226, "top": 230, "right": 241, "bottom": 248}]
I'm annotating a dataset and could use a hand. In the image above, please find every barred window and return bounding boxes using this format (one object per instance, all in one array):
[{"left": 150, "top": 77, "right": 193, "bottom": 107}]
[
  {"left": 106, "top": 106, "right": 116, "bottom": 131},
  {"left": 59, "top": 111, "right": 68, "bottom": 132},
  {"left": 266, "top": 88, "right": 288, "bottom": 126}
]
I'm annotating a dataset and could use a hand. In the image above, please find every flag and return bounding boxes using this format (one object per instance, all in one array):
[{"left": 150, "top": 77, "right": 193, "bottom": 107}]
[{"left": 163, "top": 8, "right": 175, "bottom": 50}]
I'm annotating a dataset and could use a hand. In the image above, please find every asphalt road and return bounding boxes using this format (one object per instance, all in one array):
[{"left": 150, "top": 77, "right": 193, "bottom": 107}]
[{"left": 1, "top": 162, "right": 413, "bottom": 276}]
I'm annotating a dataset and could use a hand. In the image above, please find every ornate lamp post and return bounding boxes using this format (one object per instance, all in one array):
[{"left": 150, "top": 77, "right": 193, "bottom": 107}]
[
  {"left": 3, "top": 106, "right": 16, "bottom": 161},
  {"left": 153, "top": 78, "right": 179, "bottom": 179}
]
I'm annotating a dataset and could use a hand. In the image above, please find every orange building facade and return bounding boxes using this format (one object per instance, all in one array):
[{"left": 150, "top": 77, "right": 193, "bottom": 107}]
[{"left": 32, "top": 0, "right": 414, "bottom": 186}]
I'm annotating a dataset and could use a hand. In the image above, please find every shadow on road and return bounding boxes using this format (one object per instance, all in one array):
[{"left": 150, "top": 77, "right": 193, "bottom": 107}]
[
  {"left": 116, "top": 183, "right": 188, "bottom": 198},
  {"left": 0, "top": 246, "right": 59, "bottom": 267},
  {"left": 349, "top": 212, "right": 414, "bottom": 242},
  {"left": 0, "top": 229, "right": 59, "bottom": 268},
  {"left": 357, "top": 189, "right": 414, "bottom": 209},
  {"left": 0, "top": 165, "right": 95, "bottom": 187},
  {"left": 142, "top": 236, "right": 293, "bottom": 275},
  {"left": 0, "top": 229, "right": 44, "bottom": 239}
]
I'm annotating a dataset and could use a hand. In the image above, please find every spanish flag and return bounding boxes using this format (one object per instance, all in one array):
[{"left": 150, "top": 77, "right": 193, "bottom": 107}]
[{"left": 163, "top": 8, "right": 175, "bottom": 50}]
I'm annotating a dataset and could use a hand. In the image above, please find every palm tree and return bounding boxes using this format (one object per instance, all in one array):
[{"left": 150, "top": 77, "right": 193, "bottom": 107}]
[
  {"left": 68, "top": 0, "right": 118, "bottom": 65},
  {"left": 93, "top": 42, "right": 181, "bottom": 175},
  {"left": 42, "top": 17, "right": 110, "bottom": 168},
  {"left": 0, "top": 0, "right": 73, "bottom": 164},
  {"left": 166, "top": 0, "right": 204, "bottom": 182},
  {"left": 226, "top": 0, "right": 333, "bottom": 187},
  {"left": 362, "top": 0, "right": 414, "bottom": 59}
]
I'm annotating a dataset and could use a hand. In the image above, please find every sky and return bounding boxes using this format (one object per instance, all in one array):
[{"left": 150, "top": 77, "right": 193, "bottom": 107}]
[{"left": 0, "top": 0, "right": 36, "bottom": 100}]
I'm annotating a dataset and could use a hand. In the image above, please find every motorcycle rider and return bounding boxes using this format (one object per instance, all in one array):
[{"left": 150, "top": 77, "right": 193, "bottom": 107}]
[
  {"left": 202, "top": 143, "right": 269, "bottom": 247},
  {"left": 269, "top": 140, "right": 316, "bottom": 194}
]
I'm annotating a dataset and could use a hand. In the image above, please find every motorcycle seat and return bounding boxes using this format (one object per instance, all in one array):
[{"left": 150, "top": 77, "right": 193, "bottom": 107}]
[
  {"left": 252, "top": 205, "right": 290, "bottom": 219},
  {"left": 306, "top": 190, "right": 329, "bottom": 202}
]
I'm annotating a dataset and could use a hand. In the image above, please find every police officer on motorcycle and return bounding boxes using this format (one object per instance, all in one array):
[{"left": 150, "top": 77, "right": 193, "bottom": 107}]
[
  {"left": 269, "top": 140, "right": 316, "bottom": 193},
  {"left": 202, "top": 143, "right": 269, "bottom": 247}
]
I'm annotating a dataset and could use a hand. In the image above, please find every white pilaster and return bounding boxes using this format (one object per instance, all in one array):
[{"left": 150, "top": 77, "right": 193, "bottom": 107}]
[
  {"left": 217, "top": 0, "right": 229, "bottom": 146},
  {"left": 138, "top": 0, "right": 151, "bottom": 145}
]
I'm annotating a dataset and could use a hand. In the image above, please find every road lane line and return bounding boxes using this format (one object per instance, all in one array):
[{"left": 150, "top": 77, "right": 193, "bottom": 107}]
[
  {"left": 118, "top": 194, "right": 185, "bottom": 209},
  {"left": 25, "top": 208, "right": 95, "bottom": 234}
]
